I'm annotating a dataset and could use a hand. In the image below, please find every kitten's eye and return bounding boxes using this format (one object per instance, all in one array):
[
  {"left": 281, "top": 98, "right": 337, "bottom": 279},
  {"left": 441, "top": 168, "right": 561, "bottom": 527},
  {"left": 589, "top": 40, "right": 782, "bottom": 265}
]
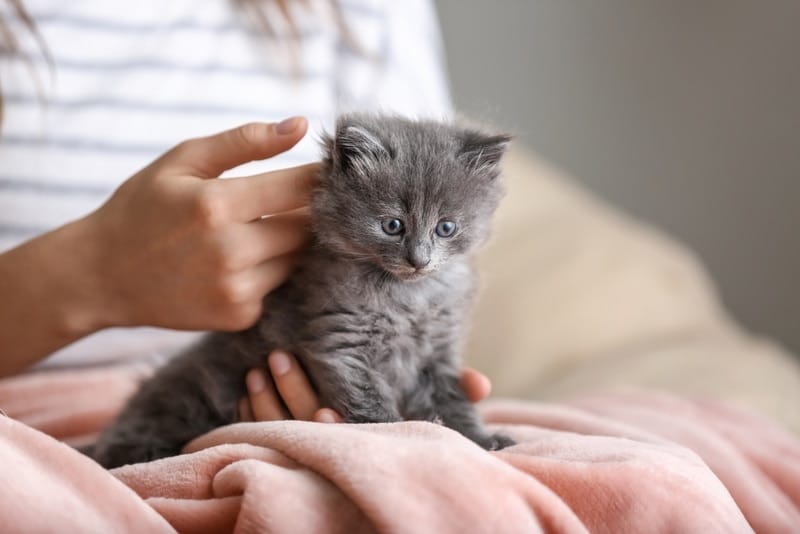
[
  {"left": 436, "top": 220, "right": 457, "bottom": 238},
  {"left": 381, "top": 218, "right": 405, "bottom": 236}
]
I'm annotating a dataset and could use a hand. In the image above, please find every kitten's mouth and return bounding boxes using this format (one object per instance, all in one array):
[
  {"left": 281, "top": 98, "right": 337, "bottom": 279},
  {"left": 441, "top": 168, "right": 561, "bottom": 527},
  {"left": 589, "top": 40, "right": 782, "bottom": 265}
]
[{"left": 386, "top": 266, "right": 433, "bottom": 282}]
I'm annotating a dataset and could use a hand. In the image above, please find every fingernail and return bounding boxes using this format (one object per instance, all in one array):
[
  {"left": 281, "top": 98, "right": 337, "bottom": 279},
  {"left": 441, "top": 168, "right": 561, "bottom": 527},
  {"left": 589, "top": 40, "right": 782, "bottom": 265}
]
[
  {"left": 276, "top": 116, "right": 301, "bottom": 135},
  {"left": 246, "top": 369, "right": 266, "bottom": 394},
  {"left": 316, "top": 410, "right": 338, "bottom": 424},
  {"left": 269, "top": 351, "right": 291, "bottom": 376}
]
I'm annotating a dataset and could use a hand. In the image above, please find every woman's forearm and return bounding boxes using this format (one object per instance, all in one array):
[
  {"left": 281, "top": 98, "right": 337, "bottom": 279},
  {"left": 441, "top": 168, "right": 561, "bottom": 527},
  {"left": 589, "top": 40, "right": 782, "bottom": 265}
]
[{"left": 0, "top": 216, "right": 109, "bottom": 377}]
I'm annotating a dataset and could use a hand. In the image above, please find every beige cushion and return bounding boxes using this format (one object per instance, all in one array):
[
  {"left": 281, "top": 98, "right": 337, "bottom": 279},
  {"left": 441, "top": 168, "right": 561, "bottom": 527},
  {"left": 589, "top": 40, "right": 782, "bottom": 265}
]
[{"left": 468, "top": 145, "right": 800, "bottom": 434}]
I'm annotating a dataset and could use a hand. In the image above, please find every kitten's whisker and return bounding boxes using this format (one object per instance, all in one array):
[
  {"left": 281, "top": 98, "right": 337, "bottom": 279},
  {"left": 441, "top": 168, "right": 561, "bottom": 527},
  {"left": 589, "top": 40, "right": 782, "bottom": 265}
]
[{"left": 344, "top": 251, "right": 383, "bottom": 264}]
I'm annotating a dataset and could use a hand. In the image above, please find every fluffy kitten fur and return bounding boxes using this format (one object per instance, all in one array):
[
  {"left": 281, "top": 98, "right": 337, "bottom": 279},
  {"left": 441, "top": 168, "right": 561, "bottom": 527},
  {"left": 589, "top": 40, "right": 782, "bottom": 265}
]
[{"left": 91, "top": 114, "right": 513, "bottom": 468}]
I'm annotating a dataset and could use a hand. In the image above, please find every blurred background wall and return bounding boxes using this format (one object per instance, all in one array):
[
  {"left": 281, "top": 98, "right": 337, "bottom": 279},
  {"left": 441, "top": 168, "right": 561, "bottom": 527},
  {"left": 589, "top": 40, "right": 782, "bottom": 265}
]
[{"left": 435, "top": 0, "right": 800, "bottom": 355}]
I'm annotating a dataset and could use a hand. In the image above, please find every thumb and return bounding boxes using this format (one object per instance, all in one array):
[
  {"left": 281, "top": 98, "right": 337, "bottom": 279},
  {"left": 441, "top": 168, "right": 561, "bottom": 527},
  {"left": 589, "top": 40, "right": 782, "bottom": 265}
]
[{"left": 159, "top": 117, "right": 308, "bottom": 178}]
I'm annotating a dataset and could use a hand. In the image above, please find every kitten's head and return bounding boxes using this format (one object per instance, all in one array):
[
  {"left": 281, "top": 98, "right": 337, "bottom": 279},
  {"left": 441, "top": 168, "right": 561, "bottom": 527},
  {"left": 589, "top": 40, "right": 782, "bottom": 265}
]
[{"left": 312, "top": 113, "right": 510, "bottom": 281}]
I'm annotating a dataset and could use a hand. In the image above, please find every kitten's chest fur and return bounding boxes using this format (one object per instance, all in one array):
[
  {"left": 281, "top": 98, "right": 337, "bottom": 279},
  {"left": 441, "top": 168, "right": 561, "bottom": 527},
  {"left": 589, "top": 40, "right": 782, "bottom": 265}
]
[{"left": 259, "top": 243, "right": 474, "bottom": 418}]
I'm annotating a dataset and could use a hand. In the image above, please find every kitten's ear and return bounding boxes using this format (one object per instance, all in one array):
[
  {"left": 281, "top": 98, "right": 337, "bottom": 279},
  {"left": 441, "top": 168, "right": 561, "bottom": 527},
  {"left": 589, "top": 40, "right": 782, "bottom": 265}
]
[
  {"left": 457, "top": 130, "right": 512, "bottom": 176},
  {"left": 333, "top": 123, "right": 391, "bottom": 172}
]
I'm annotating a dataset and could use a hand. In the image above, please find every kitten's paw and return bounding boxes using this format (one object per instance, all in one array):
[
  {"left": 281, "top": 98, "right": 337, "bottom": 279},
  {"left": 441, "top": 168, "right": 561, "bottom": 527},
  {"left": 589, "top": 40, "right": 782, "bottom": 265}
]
[{"left": 479, "top": 433, "right": 515, "bottom": 451}]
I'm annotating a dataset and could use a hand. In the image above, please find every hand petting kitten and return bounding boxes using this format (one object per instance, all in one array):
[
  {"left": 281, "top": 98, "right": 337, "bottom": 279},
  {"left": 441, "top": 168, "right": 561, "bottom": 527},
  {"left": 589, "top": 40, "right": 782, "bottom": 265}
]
[
  {"left": 84, "top": 118, "right": 317, "bottom": 333},
  {"left": 0, "top": 118, "right": 317, "bottom": 375}
]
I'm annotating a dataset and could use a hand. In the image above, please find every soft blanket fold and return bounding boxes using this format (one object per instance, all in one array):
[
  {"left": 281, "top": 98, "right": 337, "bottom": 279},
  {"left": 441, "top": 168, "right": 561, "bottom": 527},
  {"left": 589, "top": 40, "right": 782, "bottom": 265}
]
[{"left": 1, "top": 367, "right": 798, "bottom": 533}]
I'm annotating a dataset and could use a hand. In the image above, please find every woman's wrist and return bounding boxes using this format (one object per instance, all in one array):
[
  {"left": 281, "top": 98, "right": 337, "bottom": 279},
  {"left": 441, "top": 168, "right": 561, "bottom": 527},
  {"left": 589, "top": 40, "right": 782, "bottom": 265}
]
[
  {"left": 47, "top": 214, "right": 119, "bottom": 339},
  {"left": 0, "top": 216, "right": 113, "bottom": 375}
]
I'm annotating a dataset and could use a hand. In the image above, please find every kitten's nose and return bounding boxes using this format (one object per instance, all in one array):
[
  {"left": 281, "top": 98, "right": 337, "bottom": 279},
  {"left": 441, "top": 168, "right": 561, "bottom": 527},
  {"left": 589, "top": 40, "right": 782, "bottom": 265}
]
[{"left": 407, "top": 255, "right": 431, "bottom": 270}]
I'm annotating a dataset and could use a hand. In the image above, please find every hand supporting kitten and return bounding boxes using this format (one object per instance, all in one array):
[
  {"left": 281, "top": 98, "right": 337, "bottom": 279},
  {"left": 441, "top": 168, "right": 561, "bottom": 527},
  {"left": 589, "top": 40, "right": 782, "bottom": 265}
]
[{"left": 239, "top": 350, "right": 492, "bottom": 424}]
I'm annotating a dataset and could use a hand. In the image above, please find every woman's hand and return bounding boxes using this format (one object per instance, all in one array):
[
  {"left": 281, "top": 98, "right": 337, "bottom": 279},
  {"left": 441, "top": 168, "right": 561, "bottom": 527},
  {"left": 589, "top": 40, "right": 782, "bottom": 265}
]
[
  {"left": 85, "top": 118, "right": 318, "bottom": 332},
  {"left": 0, "top": 118, "right": 316, "bottom": 376},
  {"left": 238, "top": 351, "right": 492, "bottom": 424}
]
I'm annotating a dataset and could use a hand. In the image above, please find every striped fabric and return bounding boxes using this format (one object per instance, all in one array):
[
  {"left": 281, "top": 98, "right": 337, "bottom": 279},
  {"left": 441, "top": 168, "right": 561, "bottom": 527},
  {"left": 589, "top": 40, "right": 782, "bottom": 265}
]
[{"left": 0, "top": 0, "right": 451, "bottom": 367}]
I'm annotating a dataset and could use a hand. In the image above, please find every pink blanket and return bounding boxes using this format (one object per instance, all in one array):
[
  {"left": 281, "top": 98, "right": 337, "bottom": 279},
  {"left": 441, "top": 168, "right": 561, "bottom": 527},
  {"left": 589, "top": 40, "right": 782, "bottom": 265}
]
[{"left": 1, "top": 366, "right": 798, "bottom": 533}]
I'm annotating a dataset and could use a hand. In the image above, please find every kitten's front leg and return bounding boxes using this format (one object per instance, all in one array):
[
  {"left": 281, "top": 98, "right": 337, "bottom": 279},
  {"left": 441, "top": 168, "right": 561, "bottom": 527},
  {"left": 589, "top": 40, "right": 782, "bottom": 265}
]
[
  {"left": 336, "top": 376, "right": 403, "bottom": 424},
  {"left": 405, "top": 362, "right": 514, "bottom": 451},
  {"left": 305, "top": 350, "right": 402, "bottom": 424}
]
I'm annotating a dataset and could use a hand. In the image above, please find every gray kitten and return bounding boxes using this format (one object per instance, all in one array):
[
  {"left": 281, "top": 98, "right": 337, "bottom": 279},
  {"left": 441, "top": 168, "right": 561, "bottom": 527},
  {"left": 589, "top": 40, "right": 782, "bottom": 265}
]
[{"left": 91, "top": 113, "right": 513, "bottom": 468}]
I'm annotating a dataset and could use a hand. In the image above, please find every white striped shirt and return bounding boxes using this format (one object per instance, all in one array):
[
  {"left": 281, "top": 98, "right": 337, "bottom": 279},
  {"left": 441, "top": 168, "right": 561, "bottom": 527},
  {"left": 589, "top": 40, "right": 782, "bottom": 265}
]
[{"left": 0, "top": 0, "right": 451, "bottom": 367}]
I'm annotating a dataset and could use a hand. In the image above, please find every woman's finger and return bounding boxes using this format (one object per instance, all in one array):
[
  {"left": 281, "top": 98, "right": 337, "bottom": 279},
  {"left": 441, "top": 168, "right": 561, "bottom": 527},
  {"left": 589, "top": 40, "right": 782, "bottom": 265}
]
[
  {"left": 163, "top": 118, "right": 309, "bottom": 178},
  {"left": 245, "top": 368, "right": 290, "bottom": 421},
  {"left": 238, "top": 396, "right": 255, "bottom": 422},
  {"left": 460, "top": 367, "right": 492, "bottom": 403},
  {"left": 249, "top": 253, "right": 298, "bottom": 298},
  {"left": 268, "top": 350, "right": 321, "bottom": 420},
  {"left": 313, "top": 408, "right": 344, "bottom": 424},
  {"left": 229, "top": 210, "right": 310, "bottom": 268},
  {"left": 222, "top": 162, "right": 320, "bottom": 221}
]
